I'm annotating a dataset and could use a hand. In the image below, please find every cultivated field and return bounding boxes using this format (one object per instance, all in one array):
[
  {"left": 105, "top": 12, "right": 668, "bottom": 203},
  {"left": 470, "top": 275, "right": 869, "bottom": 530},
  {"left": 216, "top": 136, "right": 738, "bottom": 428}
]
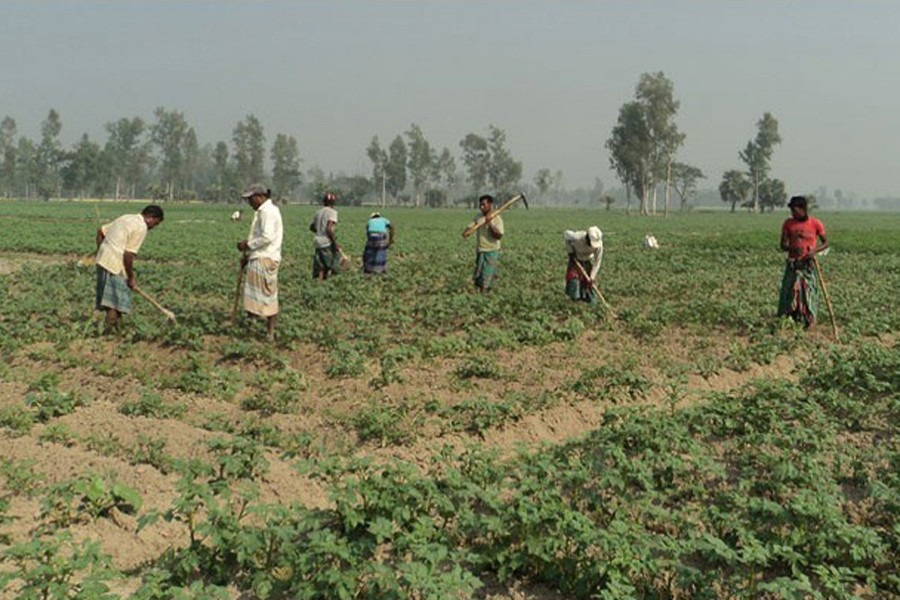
[{"left": 0, "top": 200, "right": 898, "bottom": 599}]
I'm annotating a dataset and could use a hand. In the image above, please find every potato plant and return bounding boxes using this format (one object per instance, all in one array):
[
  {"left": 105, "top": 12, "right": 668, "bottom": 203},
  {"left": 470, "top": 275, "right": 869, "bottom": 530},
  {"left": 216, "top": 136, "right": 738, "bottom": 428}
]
[{"left": 0, "top": 199, "right": 897, "bottom": 598}]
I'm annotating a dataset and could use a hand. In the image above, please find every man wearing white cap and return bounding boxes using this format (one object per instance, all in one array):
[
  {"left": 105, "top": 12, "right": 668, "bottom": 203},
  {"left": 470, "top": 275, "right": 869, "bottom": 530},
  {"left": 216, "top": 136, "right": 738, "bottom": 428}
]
[
  {"left": 236, "top": 183, "right": 282, "bottom": 341},
  {"left": 563, "top": 226, "right": 603, "bottom": 304}
]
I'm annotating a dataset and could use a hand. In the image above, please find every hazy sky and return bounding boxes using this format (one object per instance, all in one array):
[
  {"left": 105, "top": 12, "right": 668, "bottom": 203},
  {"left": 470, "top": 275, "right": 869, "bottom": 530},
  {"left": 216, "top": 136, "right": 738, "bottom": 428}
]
[{"left": 2, "top": 1, "right": 899, "bottom": 199}]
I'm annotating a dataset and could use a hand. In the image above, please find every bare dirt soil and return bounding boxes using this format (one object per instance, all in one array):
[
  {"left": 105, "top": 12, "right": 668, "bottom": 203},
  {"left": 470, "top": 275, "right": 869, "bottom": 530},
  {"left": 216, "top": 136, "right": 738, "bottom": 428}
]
[{"left": 0, "top": 313, "right": 802, "bottom": 600}]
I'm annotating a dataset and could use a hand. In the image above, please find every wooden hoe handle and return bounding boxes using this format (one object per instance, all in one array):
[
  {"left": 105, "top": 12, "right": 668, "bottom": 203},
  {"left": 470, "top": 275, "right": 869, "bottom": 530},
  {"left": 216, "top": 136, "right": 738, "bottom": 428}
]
[
  {"left": 571, "top": 258, "right": 615, "bottom": 316},
  {"left": 133, "top": 286, "right": 177, "bottom": 322},
  {"left": 462, "top": 193, "right": 527, "bottom": 238}
]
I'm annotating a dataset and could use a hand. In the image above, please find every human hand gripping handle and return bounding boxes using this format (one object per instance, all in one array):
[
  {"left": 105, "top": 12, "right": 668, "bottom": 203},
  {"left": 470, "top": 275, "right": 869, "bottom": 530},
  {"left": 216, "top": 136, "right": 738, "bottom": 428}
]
[
  {"left": 461, "top": 193, "right": 526, "bottom": 238},
  {"left": 571, "top": 259, "right": 614, "bottom": 316}
]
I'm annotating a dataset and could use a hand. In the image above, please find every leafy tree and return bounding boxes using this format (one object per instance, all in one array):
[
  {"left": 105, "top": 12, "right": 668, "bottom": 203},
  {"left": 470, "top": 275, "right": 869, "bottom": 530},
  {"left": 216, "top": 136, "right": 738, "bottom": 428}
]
[
  {"left": 271, "top": 133, "right": 302, "bottom": 201},
  {"left": 607, "top": 101, "right": 651, "bottom": 215},
  {"left": 671, "top": 162, "right": 705, "bottom": 211},
  {"left": 607, "top": 73, "right": 684, "bottom": 216},
  {"left": 366, "top": 136, "right": 388, "bottom": 205},
  {"left": 104, "top": 117, "right": 149, "bottom": 200},
  {"left": 61, "top": 134, "right": 105, "bottom": 198},
  {"left": 385, "top": 135, "right": 407, "bottom": 201},
  {"left": 35, "top": 109, "right": 63, "bottom": 200},
  {"left": 758, "top": 177, "right": 787, "bottom": 212},
  {"left": 459, "top": 132, "right": 490, "bottom": 193},
  {"left": 433, "top": 147, "right": 458, "bottom": 198},
  {"left": 16, "top": 137, "right": 37, "bottom": 198},
  {"left": 209, "top": 141, "right": 234, "bottom": 202},
  {"left": 719, "top": 169, "right": 751, "bottom": 213},
  {"left": 406, "top": 123, "right": 433, "bottom": 207},
  {"left": 150, "top": 107, "right": 189, "bottom": 201},
  {"left": 486, "top": 125, "right": 522, "bottom": 196},
  {"left": 534, "top": 168, "right": 552, "bottom": 202},
  {"left": 232, "top": 114, "right": 266, "bottom": 186},
  {"left": 739, "top": 112, "right": 781, "bottom": 212},
  {"left": 0, "top": 117, "right": 17, "bottom": 197},
  {"left": 305, "top": 165, "right": 329, "bottom": 202},
  {"left": 181, "top": 128, "right": 200, "bottom": 199},
  {"left": 635, "top": 72, "right": 685, "bottom": 215},
  {"left": 459, "top": 125, "right": 522, "bottom": 197},
  {"left": 330, "top": 174, "right": 371, "bottom": 206}
]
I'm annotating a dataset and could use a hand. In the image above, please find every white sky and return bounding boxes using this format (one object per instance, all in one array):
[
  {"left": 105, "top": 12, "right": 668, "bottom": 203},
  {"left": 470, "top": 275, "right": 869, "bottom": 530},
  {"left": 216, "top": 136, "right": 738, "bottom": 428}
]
[{"left": 2, "top": 1, "right": 899, "bottom": 199}]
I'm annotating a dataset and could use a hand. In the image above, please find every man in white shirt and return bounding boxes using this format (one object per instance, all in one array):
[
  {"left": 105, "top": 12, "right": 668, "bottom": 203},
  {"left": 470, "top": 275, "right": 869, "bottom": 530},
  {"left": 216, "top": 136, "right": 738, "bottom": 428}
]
[
  {"left": 309, "top": 191, "right": 341, "bottom": 280},
  {"left": 237, "top": 183, "right": 283, "bottom": 341},
  {"left": 95, "top": 204, "right": 164, "bottom": 331},
  {"left": 564, "top": 226, "right": 603, "bottom": 304}
]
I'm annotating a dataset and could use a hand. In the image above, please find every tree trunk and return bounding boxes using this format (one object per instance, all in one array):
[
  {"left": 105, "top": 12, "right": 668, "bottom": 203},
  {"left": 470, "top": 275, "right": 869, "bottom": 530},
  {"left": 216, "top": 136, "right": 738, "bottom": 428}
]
[
  {"left": 753, "top": 171, "right": 760, "bottom": 213},
  {"left": 664, "top": 161, "right": 671, "bottom": 217}
]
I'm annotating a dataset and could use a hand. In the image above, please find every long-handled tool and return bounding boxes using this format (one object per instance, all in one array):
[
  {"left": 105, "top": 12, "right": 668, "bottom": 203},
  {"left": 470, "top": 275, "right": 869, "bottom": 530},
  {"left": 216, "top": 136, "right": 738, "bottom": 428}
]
[
  {"left": 77, "top": 203, "right": 104, "bottom": 267},
  {"left": 230, "top": 254, "right": 246, "bottom": 324},
  {"left": 571, "top": 258, "right": 615, "bottom": 316},
  {"left": 812, "top": 254, "right": 839, "bottom": 341},
  {"left": 462, "top": 193, "right": 528, "bottom": 238},
  {"left": 133, "top": 286, "right": 176, "bottom": 323}
]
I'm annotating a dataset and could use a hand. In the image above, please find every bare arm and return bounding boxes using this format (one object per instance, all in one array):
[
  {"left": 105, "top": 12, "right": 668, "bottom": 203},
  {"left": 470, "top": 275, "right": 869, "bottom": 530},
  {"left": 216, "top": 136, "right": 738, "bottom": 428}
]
[
  {"left": 123, "top": 251, "right": 136, "bottom": 288},
  {"left": 485, "top": 213, "right": 503, "bottom": 239},
  {"left": 326, "top": 220, "right": 339, "bottom": 250},
  {"left": 812, "top": 233, "right": 830, "bottom": 256}
]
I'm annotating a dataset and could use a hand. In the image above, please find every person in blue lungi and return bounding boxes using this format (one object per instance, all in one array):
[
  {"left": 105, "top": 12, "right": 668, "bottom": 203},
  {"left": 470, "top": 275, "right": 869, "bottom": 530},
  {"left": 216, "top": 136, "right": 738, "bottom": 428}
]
[{"left": 362, "top": 212, "right": 394, "bottom": 275}]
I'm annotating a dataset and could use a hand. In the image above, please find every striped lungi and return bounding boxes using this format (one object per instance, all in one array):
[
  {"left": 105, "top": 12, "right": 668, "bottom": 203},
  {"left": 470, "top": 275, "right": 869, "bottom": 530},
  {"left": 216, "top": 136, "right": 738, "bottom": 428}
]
[
  {"left": 244, "top": 257, "right": 280, "bottom": 317},
  {"left": 363, "top": 232, "right": 389, "bottom": 274},
  {"left": 96, "top": 266, "right": 132, "bottom": 313}
]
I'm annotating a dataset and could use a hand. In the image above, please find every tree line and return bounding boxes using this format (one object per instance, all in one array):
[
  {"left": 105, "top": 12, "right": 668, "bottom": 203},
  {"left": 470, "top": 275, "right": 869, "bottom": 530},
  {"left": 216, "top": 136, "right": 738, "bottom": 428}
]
[
  {"left": 0, "top": 109, "right": 303, "bottom": 204},
  {"left": 0, "top": 108, "right": 527, "bottom": 207},
  {"left": 0, "top": 73, "right": 791, "bottom": 212}
]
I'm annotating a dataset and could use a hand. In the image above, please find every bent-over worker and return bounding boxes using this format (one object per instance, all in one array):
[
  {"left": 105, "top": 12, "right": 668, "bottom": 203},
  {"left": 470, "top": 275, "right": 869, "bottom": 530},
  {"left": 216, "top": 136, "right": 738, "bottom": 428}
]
[
  {"left": 95, "top": 204, "right": 165, "bottom": 332},
  {"left": 564, "top": 226, "right": 603, "bottom": 304}
]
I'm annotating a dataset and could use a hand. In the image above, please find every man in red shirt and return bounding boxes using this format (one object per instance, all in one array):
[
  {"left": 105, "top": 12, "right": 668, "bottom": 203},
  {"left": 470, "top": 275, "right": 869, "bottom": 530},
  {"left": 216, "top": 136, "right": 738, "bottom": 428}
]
[{"left": 778, "top": 195, "right": 829, "bottom": 327}]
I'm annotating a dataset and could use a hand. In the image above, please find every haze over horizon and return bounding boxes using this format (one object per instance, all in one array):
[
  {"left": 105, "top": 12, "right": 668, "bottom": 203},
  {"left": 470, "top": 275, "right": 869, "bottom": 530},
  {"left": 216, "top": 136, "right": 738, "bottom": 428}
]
[{"left": 2, "top": 1, "right": 899, "bottom": 201}]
